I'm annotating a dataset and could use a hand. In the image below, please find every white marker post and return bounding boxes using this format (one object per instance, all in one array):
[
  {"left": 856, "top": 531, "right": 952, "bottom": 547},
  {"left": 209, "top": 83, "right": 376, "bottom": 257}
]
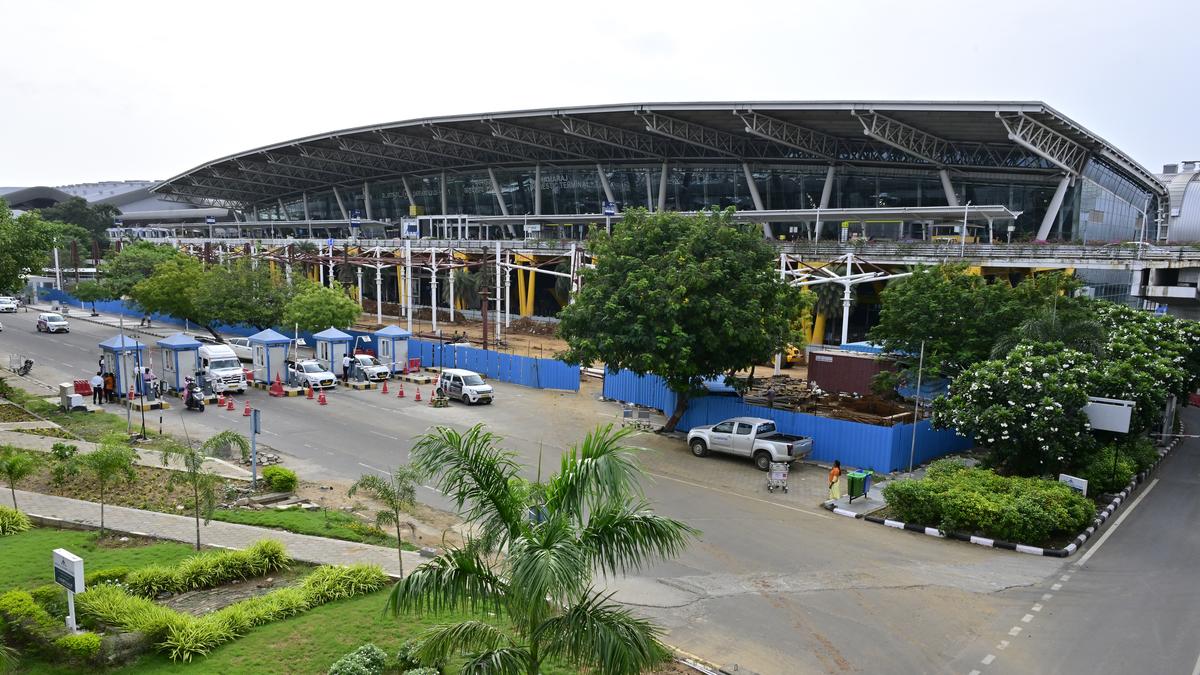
[{"left": 52, "top": 549, "right": 85, "bottom": 631}]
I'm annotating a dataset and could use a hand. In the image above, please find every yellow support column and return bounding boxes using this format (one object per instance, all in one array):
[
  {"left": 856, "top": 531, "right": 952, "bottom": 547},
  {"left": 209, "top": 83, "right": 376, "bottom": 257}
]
[
  {"left": 516, "top": 265, "right": 527, "bottom": 316},
  {"left": 811, "top": 313, "right": 827, "bottom": 346},
  {"left": 523, "top": 267, "right": 537, "bottom": 317}
]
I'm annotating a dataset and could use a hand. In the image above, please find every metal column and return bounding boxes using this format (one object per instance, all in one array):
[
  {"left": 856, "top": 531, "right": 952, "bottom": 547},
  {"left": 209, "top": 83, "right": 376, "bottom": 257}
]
[
  {"left": 534, "top": 163, "right": 542, "bottom": 216},
  {"left": 333, "top": 187, "right": 348, "bottom": 219},
  {"left": 363, "top": 182, "right": 373, "bottom": 220},
  {"left": 657, "top": 162, "right": 669, "bottom": 212},
  {"left": 430, "top": 249, "right": 438, "bottom": 333},
  {"left": 356, "top": 266, "right": 364, "bottom": 308},
  {"left": 1036, "top": 175, "right": 1071, "bottom": 241},
  {"left": 374, "top": 264, "right": 382, "bottom": 325},
  {"left": 597, "top": 164, "right": 615, "bottom": 204},
  {"left": 742, "top": 162, "right": 768, "bottom": 238},
  {"left": 495, "top": 242, "right": 503, "bottom": 340},
  {"left": 939, "top": 169, "right": 960, "bottom": 207},
  {"left": 303, "top": 192, "right": 313, "bottom": 238},
  {"left": 817, "top": 165, "right": 835, "bottom": 242},
  {"left": 404, "top": 240, "right": 413, "bottom": 335},
  {"left": 440, "top": 171, "right": 448, "bottom": 216}
]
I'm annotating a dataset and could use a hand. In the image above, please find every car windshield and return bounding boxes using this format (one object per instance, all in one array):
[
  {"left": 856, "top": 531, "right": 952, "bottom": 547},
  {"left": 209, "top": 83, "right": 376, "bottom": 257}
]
[
  {"left": 301, "top": 363, "right": 325, "bottom": 373},
  {"left": 462, "top": 374, "right": 485, "bottom": 386},
  {"left": 209, "top": 359, "right": 240, "bottom": 370},
  {"left": 45, "top": 314, "right": 64, "bottom": 322},
  {"left": 357, "top": 356, "right": 381, "bottom": 366}
]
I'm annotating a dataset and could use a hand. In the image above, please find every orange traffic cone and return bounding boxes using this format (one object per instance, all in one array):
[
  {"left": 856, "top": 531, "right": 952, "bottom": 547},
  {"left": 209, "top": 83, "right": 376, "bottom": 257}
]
[
  {"left": 318, "top": 390, "right": 327, "bottom": 405},
  {"left": 226, "top": 396, "right": 235, "bottom": 411},
  {"left": 306, "top": 384, "right": 314, "bottom": 400},
  {"left": 243, "top": 400, "right": 252, "bottom": 416},
  {"left": 217, "top": 392, "right": 225, "bottom": 407},
  {"left": 414, "top": 387, "right": 422, "bottom": 402},
  {"left": 381, "top": 381, "right": 389, "bottom": 395},
  {"left": 397, "top": 382, "right": 405, "bottom": 398}
]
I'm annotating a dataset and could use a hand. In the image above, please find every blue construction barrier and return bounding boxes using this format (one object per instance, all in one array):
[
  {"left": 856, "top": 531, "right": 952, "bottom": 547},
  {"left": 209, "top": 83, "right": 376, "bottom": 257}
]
[
  {"left": 602, "top": 368, "right": 971, "bottom": 472},
  {"left": 408, "top": 339, "right": 579, "bottom": 391}
]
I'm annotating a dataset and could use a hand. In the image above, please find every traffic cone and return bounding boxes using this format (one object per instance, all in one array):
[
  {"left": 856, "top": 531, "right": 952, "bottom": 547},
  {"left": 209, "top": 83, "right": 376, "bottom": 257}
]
[
  {"left": 414, "top": 388, "right": 422, "bottom": 402},
  {"left": 306, "top": 384, "right": 314, "bottom": 400},
  {"left": 217, "top": 393, "right": 225, "bottom": 407},
  {"left": 226, "top": 396, "right": 235, "bottom": 411},
  {"left": 318, "top": 390, "right": 327, "bottom": 405},
  {"left": 243, "top": 400, "right": 252, "bottom": 416},
  {"left": 397, "top": 382, "right": 405, "bottom": 398},
  {"left": 381, "top": 380, "right": 389, "bottom": 395}
]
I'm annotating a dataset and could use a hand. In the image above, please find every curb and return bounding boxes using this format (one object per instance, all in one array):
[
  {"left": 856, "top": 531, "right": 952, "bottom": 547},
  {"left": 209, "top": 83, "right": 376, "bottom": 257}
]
[
  {"left": 822, "top": 430, "right": 1184, "bottom": 557},
  {"left": 30, "top": 304, "right": 172, "bottom": 340}
]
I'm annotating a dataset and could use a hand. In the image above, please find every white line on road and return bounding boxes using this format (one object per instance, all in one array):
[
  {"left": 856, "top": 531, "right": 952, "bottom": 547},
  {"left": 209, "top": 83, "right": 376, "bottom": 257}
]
[
  {"left": 968, "top": 671, "right": 980, "bottom": 675},
  {"left": 357, "top": 462, "right": 391, "bottom": 476},
  {"left": 1051, "top": 583, "right": 1062, "bottom": 591},
  {"left": 1076, "top": 478, "right": 1159, "bottom": 567},
  {"left": 421, "top": 484, "right": 444, "bottom": 495},
  {"left": 1042, "top": 593, "right": 1053, "bottom": 601},
  {"left": 1031, "top": 603, "right": 1043, "bottom": 612},
  {"left": 1021, "top": 614, "right": 1034, "bottom": 623},
  {"left": 997, "top": 640, "right": 1009, "bottom": 650},
  {"left": 1060, "top": 573, "right": 1071, "bottom": 581},
  {"left": 1008, "top": 626, "right": 1022, "bottom": 637},
  {"left": 368, "top": 430, "right": 400, "bottom": 441},
  {"left": 644, "top": 470, "right": 832, "bottom": 519},
  {"left": 1191, "top": 645, "right": 1200, "bottom": 675},
  {"left": 981, "top": 654, "right": 996, "bottom": 665}
]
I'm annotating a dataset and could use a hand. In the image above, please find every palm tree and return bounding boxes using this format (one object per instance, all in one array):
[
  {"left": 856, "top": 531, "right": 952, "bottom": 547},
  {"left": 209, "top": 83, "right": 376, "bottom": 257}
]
[
  {"left": 162, "top": 430, "right": 248, "bottom": 550},
  {"left": 349, "top": 465, "right": 420, "bottom": 577},
  {"left": 0, "top": 446, "right": 36, "bottom": 509},
  {"left": 809, "top": 280, "right": 854, "bottom": 346},
  {"left": 80, "top": 435, "right": 136, "bottom": 538},
  {"left": 990, "top": 307, "right": 1106, "bottom": 359},
  {"left": 388, "top": 423, "right": 697, "bottom": 675},
  {"left": 440, "top": 267, "right": 481, "bottom": 310}
]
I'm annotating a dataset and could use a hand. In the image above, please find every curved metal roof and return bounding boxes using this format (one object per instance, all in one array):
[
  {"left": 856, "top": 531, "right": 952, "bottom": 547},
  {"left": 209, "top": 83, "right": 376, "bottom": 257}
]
[{"left": 153, "top": 101, "right": 1166, "bottom": 207}]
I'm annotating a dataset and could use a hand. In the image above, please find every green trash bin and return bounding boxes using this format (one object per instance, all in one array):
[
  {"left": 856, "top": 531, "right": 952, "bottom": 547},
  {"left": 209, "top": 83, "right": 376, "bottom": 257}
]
[{"left": 847, "top": 470, "right": 869, "bottom": 503}]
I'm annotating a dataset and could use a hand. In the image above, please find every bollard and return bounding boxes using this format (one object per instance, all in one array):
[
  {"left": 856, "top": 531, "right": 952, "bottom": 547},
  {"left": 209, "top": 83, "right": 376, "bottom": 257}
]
[
  {"left": 318, "top": 390, "right": 327, "bottom": 405},
  {"left": 397, "top": 382, "right": 405, "bottom": 398},
  {"left": 414, "top": 387, "right": 422, "bottom": 402},
  {"left": 226, "top": 396, "right": 235, "bottom": 411},
  {"left": 243, "top": 400, "right": 252, "bottom": 416},
  {"left": 381, "top": 381, "right": 389, "bottom": 395}
]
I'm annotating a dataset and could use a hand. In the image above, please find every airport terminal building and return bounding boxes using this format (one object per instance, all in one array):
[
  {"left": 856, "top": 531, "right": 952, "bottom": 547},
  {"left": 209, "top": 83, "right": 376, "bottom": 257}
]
[{"left": 152, "top": 101, "right": 1170, "bottom": 245}]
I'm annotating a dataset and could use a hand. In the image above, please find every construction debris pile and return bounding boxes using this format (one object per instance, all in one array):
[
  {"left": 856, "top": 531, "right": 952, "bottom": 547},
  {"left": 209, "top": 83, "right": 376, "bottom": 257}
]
[{"left": 741, "top": 375, "right": 914, "bottom": 426}]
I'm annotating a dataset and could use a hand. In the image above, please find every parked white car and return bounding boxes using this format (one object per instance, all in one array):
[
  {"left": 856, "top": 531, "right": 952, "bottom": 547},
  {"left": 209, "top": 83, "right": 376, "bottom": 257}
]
[
  {"left": 436, "top": 368, "right": 494, "bottom": 404},
  {"left": 36, "top": 312, "right": 70, "bottom": 333},
  {"left": 0, "top": 297, "right": 17, "bottom": 313},
  {"left": 224, "top": 337, "right": 253, "bottom": 362},
  {"left": 351, "top": 354, "right": 391, "bottom": 381}
]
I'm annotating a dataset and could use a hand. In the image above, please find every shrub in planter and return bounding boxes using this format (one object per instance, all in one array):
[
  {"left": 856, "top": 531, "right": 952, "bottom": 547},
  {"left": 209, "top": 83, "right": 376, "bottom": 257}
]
[
  {"left": 261, "top": 466, "right": 298, "bottom": 492},
  {"left": 1076, "top": 445, "right": 1136, "bottom": 495},
  {"left": 0, "top": 505, "right": 32, "bottom": 536},
  {"left": 0, "top": 590, "right": 63, "bottom": 644},
  {"left": 328, "top": 643, "right": 389, "bottom": 675},
  {"left": 300, "top": 564, "right": 389, "bottom": 604},
  {"left": 403, "top": 668, "right": 440, "bottom": 675},
  {"left": 125, "top": 565, "right": 180, "bottom": 598},
  {"left": 246, "top": 539, "right": 291, "bottom": 573},
  {"left": 54, "top": 631, "right": 102, "bottom": 663},
  {"left": 85, "top": 566, "right": 131, "bottom": 587}
]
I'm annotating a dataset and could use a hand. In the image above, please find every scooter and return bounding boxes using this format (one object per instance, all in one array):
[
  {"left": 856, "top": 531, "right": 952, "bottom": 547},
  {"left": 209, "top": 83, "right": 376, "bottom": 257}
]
[
  {"left": 16, "top": 358, "right": 34, "bottom": 376},
  {"left": 183, "top": 377, "right": 205, "bottom": 412}
]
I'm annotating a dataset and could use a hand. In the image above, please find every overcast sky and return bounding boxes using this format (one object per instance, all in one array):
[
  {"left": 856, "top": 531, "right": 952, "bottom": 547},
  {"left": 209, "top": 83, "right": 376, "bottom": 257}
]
[{"left": 1, "top": 0, "right": 1195, "bottom": 186}]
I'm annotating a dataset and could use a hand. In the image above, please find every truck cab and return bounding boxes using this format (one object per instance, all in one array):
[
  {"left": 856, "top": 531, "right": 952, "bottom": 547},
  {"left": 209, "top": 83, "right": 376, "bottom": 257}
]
[{"left": 198, "top": 344, "right": 246, "bottom": 394}]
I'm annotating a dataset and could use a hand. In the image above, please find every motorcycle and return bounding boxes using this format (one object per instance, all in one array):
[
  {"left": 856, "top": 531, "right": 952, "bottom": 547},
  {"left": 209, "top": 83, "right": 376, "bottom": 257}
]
[
  {"left": 16, "top": 358, "right": 34, "bottom": 376},
  {"left": 183, "top": 377, "right": 205, "bottom": 412}
]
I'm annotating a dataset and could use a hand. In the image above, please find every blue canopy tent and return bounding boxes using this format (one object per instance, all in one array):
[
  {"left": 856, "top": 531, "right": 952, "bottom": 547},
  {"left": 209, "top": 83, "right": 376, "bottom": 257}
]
[
  {"left": 98, "top": 334, "right": 146, "bottom": 399},
  {"left": 248, "top": 329, "right": 292, "bottom": 386},
  {"left": 374, "top": 325, "right": 412, "bottom": 374},
  {"left": 313, "top": 327, "right": 353, "bottom": 375},
  {"left": 155, "top": 333, "right": 202, "bottom": 392}
]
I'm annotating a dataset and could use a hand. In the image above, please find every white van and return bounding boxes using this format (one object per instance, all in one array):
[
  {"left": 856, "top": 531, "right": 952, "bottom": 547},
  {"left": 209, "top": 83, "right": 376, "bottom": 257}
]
[
  {"left": 436, "top": 368, "right": 494, "bottom": 405},
  {"left": 198, "top": 344, "right": 247, "bottom": 393}
]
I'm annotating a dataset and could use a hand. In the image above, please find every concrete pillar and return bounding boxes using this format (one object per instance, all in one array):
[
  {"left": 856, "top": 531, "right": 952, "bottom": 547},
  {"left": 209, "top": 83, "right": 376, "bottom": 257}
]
[
  {"left": 657, "top": 162, "right": 669, "bottom": 212},
  {"left": 597, "top": 164, "right": 615, "bottom": 204},
  {"left": 534, "top": 163, "right": 542, "bottom": 216},
  {"left": 742, "top": 162, "right": 769, "bottom": 238},
  {"left": 1036, "top": 175, "right": 1072, "bottom": 241},
  {"left": 939, "top": 168, "right": 960, "bottom": 207}
]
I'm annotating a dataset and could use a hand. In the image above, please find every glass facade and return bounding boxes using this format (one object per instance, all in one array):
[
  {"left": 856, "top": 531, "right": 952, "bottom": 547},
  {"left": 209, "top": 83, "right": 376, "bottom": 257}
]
[{"left": 258, "top": 158, "right": 1156, "bottom": 242}]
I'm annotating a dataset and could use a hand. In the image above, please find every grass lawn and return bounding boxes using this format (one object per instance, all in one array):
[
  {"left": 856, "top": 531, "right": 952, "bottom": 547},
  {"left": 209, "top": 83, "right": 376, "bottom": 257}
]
[
  {"left": 210, "top": 508, "right": 418, "bottom": 551},
  {"left": 1, "top": 528, "right": 198, "bottom": 591}
]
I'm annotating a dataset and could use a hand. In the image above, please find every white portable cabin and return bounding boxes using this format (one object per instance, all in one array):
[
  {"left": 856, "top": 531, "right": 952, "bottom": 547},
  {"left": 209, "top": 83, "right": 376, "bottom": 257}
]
[
  {"left": 155, "top": 333, "right": 202, "bottom": 392},
  {"left": 247, "top": 329, "right": 292, "bottom": 386},
  {"left": 374, "top": 325, "right": 412, "bottom": 374},
  {"left": 313, "top": 327, "right": 353, "bottom": 374}
]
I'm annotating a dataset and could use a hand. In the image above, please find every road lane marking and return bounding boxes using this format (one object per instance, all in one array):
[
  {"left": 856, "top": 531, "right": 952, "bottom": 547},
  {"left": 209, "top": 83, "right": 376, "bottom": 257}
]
[
  {"left": 1041, "top": 593, "right": 1053, "bottom": 601},
  {"left": 421, "top": 484, "right": 444, "bottom": 495},
  {"left": 1031, "top": 603, "right": 1043, "bottom": 612},
  {"left": 1051, "top": 583, "right": 1062, "bottom": 591},
  {"left": 1021, "top": 614, "right": 1034, "bottom": 623},
  {"left": 997, "top": 640, "right": 1009, "bottom": 650},
  {"left": 1060, "top": 574, "right": 1071, "bottom": 581},
  {"left": 1008, "top": 626, "right": 1022, "bottom": 636},
  {"left": 368, "top": 430, "right": 400, "bottom": 441},
  {"left": 1076, "top": 478, "right": 1159, "bottom": 567},
  {"left": 981, "top": 654, "right": 996, "bottom": 665},
  {"left": 968, "top": 670, "right": 981, "bottom": 675},
  {"left": 357, "top": 462, "right": 391, "bottom": 476},
  {"left": 643, "top": 470, "right": 831, "bottom": 519}
]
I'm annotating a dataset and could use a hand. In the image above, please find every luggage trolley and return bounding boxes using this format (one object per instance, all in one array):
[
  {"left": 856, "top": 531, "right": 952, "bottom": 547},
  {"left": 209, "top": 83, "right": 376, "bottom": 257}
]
[{"left": 766, "top": 461, "right": 790, "bottom": 493}]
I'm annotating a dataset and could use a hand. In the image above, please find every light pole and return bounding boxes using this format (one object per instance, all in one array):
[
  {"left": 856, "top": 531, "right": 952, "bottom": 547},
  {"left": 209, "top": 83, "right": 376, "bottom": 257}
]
[{"left": 908, "top": 340, "right": 926, "bottom": 473}]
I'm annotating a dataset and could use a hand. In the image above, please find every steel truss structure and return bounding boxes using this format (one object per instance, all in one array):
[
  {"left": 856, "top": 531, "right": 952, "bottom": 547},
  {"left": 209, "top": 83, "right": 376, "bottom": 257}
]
[{"left": 153, "top": 101, "right": 1167, "bottom": 217}]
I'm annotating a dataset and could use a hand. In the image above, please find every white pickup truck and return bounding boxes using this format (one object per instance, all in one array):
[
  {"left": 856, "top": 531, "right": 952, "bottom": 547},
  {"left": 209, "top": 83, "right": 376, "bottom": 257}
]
[{"left": 686, "top": 417, "right": 812, "bottom": 471}]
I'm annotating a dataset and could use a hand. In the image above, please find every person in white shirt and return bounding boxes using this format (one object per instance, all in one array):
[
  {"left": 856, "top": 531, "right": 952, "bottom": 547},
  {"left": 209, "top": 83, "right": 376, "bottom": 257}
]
[
  {"left": 342, "top": 354, "right": 352, "bottom": 383},
  {"left": 89, "top": 372, "right": 104, "bottom": 405}
]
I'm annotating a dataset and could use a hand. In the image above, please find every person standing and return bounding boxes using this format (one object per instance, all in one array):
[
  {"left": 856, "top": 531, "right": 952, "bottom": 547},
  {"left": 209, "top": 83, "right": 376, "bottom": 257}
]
[
  {"left": 89, "top": 371, "right": 104, "bottom": 405},
  {"left": 828, "top": 460, "right": 842, "bottom": 501},
  {"left": 103, "top": 372, "right": 116, "bottom": 403},
  {"left": 342, "top": 353, "right": 352, "bottom": 383}
]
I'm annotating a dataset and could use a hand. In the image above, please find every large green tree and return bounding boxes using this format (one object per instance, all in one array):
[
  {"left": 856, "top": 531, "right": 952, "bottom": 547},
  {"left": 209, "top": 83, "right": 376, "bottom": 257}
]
[
  {"left": 36, "top": 197, "right": 121, "bottom": 248},
  {"left": 0, "top": 446, "right": 37, "bottom": 510},
  {"left": 558, "top": 208, "right": 803, "bottom": 429},
  {"left": 282, "top": 281, "right": 361, "bottom": 333},
  {"left": 100, "top": 241, "right": 182, "bottom": 300},
  {"left": 391, "top": 424, "right": 695, "bottom": 675},
  {"left": 194, "top": 260, "right": 290, "bottom": 331},
  {"left": 0, "top": 201, "right": 57, "bottom": 294},
  {"left": 129, "top": 256, "right": 224, "bottom": 338}
]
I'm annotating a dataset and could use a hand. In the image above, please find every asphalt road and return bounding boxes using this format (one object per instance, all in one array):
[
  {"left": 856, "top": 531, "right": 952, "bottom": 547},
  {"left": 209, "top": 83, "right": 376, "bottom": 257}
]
[
  {"left": 950, "top": 406, "right": 1200, "bottom": 675},
  {"left": 2, "top": 309, "right": 1068, "bottom": 674}
]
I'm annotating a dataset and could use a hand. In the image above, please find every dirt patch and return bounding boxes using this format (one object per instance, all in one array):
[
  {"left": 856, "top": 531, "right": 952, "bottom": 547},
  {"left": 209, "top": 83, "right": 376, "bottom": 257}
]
[
  {"left": 162, "top": 567, "right": 312, "bottom": 616},
  {"left": 295, "top": 478, "right": 465, "bottom": 550},
  {"left": 8, "top": 426, "right": 75, "bottom": 439},
  {"left": 0, "top": 403, "right": 39, "bottom": 423}
]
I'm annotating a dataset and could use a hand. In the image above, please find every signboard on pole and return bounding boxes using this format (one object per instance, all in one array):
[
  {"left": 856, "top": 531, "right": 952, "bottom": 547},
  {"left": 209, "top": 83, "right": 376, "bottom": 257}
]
[
  {"left": 1058, "top": 474, "right": 1088, "bottom": 496},
  {"left": 205, "top": 216, "right": 217, "bottom": 225},
  {"left": 602, "top": 201, "right": 617, "bottom": 216},
  {"left": 400, "top": 217, "right": 419, "bottom": 238},
  {"left": 1083, "top": 396, "right": 1135, "bottom": 433},
  {"left": 53, "top": 549, "right": 84, "bottom": 593}
]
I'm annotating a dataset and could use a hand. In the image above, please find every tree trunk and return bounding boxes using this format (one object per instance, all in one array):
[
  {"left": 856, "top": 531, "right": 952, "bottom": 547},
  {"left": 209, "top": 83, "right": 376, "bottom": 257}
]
[
  {"left": 747, "top": 364, "right": 756, "bottom": 390},
  {"left": 204, "top": 325, "right": 222, "bottom": 341},
  {"left": 9, "top": 482, "right": 17, "bottom": 510},
  {"left": 98, "top": 484, "right": 105, "bottom": 538},
  {"left": 395, "top": 520, "right": 405, "bottom": 578},
  {"left": 663, "top": 391, "right": 689, "bottom": 432},
  {"left": 193, "top": 482, "right": 201, "bottom": 550}
]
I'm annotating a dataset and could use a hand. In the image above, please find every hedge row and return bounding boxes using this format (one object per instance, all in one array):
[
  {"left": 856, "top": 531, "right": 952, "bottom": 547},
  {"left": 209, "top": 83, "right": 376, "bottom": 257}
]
[
  {"left": 31, "top": 566, "right": 132, "bottom": 617},
  {"left": 77, "top": 563, "right": 389, "bottom": 661},
  {"left": 124, "top": 540, "right": 290, "bottom": 598},
  {"left": 882, "top": 459, "right": 1095, "bottom": 544},
  {"left": 0, "top": 590, "right": 103, "bottom": 664}
]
